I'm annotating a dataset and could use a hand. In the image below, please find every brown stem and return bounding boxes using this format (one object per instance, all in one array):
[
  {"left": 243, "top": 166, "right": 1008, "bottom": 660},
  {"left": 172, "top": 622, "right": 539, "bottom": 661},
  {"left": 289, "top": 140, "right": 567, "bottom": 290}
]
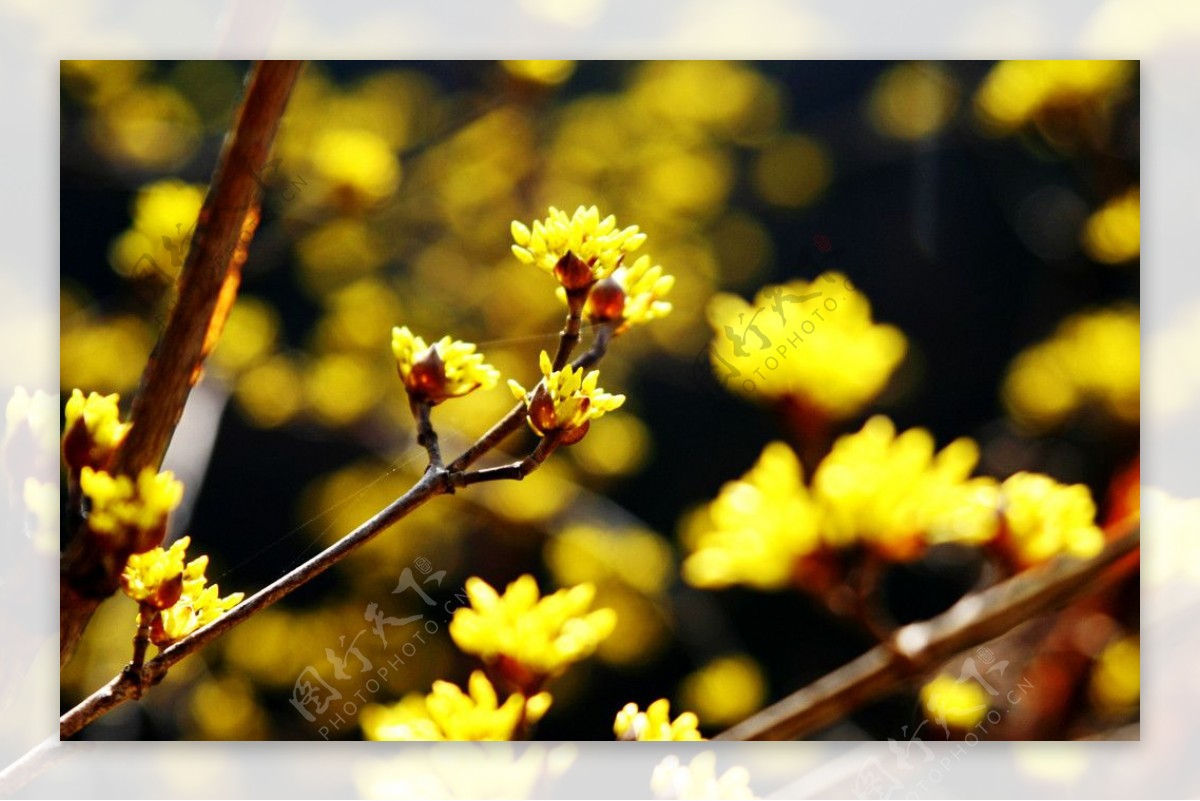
[
  {"left": 552, "top": 308, "right": 584, "bottom": 370},
  {"left": 411, "top": 398, "right": 442, "bottom": 470},
  {"left": 445, "top": 322, "right": 611, "bottom": 474},
  {"left": 715, "top": 522, "right": 1140, "bottom": 741},
  {"left": 59, "top": 60, "right": 304, "bottom": 667},
  {"left": 61, "top": 422, "right": 573, "bottom": 737}
]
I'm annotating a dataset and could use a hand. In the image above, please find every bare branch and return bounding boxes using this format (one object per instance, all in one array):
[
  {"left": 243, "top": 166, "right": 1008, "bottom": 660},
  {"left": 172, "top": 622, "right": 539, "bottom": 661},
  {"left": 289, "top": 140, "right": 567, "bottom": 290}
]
[{"left": 59, "top": 60, "right": 304, "bottom": 666}]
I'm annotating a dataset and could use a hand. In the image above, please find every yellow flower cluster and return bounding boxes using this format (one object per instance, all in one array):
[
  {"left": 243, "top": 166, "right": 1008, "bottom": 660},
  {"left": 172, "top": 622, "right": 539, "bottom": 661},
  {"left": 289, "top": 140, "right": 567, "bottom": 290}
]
[
  {"left": 508, "top": 352, "right": 625, "bottom": 441},
  {"left": 1002, "top": 306, "right": 1139, "bottom": 431},
  {"left": 997, "top": 472, "right": 1104, "bottom": 568},
  {"left": 62, "top": 389, "right": 131, "bottom": 472},
  {"left": 390, "top": 326, "right": 500, "bottom": 405},
  {"left": 511, "top": 205, "right": 646, "bottom": 287},
  {"left": 614, "top": 699, "right": 703, "bottom": 741},
  {"left": 120, "top": 534, "right": 243, "bottom": 644},
  {"left": 1082, "top": 187, "right": 1140, "bottom": 265},
  {"left": 362, "top": 671, "right": 551, "bottom": 741},
  {"left": 919, "top": 673, "right": 989, "bottom": 730},
  {"left": 154, "top": 550, "right": 244, "bottom": 645},
  {"left": 684, "top": 417, "right": 1108, "bottom": 590},
  {"left": 974, "top": 60, "right": 1133, "bottom": 131},
  {"left": 449, "top": 575, "right": 617, "bottom": 684},
  {"left": 121, "top": 535, "right": 189, "bottom": 609},
  {"left": 707, "top": 274, "right": 906, "bottom": 420},
  {"left": 80, "top": 466, "right": 184, "bottom": 548}
]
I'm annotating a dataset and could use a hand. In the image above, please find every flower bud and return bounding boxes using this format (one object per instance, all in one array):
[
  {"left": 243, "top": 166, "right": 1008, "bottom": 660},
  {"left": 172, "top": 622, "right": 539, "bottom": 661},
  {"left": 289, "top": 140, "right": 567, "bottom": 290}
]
[
  {"left": 585, "top": 277, "right": 626, "bottom": 324},
  {"left": 553, "top": 251, "right": 595, "bottom": 293}
]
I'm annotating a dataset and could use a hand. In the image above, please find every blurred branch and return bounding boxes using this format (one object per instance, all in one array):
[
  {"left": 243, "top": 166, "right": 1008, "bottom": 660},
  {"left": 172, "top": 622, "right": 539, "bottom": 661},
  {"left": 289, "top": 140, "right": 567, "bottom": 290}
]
[
  {"left": 716, "top": 522, "right": 1140, "bottom": 741},
  {"left": 59, "top": 60, "right": 304, "bottom": 667}
]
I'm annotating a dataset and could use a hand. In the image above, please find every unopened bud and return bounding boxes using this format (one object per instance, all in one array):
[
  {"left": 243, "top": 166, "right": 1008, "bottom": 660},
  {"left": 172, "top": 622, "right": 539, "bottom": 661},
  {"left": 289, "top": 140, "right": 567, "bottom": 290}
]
[
  {"left": 585, "top": 277, "right": 626, "bottom": 324},
  {"left": 553, "top": 251, "right": 595, "bottom": 292}
]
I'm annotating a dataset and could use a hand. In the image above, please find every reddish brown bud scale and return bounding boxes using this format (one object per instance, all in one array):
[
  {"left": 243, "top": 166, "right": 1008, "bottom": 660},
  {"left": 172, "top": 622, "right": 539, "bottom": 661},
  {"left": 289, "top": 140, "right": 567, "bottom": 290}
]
[
  {"left": 553, "top": 251, "right": 595, "bottom": 292},
  {"left": 585, "top": 277, "right": 626, "bottom": 323}
]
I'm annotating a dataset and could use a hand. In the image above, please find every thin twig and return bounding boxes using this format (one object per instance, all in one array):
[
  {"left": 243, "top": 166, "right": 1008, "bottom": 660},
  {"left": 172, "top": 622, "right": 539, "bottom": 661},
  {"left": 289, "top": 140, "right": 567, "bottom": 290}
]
[
  {"left": 61, "top": 468, "right": 446, "bottom": 738},
  {"left": 59, "top": 60, "right": 304, "bottom": 666},
  {"left": 411, "top": 399, "right": 442, "bottom": 470},
  {"left": 715, "top": 523, "right": 1140, "bottom": 741}
]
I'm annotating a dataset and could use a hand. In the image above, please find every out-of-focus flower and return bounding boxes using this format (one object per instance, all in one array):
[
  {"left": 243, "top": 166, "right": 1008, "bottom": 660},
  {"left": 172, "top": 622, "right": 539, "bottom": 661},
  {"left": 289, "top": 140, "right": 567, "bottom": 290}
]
[
  {"left": 546, "top": 524, "right": 673, "bottom": 596},
  {"left": 650, "top": 752, "right": 755, "bottom": 800},
  {"left": 391, "top": 326, "right": 500, "bottom": 406},
  {"left": 584, "top": 254, "right": 675, "bottom": 334},
  {"left": 511, "top": 206, "right": 647, "bottom": 289},
  {"left": 1082, "top": 187, "right": 1140, "bottom": 265},
  {"left": 684, "top": 418, "right": 999, "bottom": 590},
  {"left": 362, "top": 671, "right": 551, "bottom": 741},
  {"left": 87, "top": 83, "right": 202, "bottom": 171},
  {"left": 6, "top": 386, "right": 58, "bottom": 456},
  {"left": 80, "top": 466, "right": 184, "bottom": 551},
  {"left": 707, "top": 274, "right": 906, "bottom": 421},
  {"left": 974, "top": 60, "right": 1133, "bottom": 132},
  {"left": 814, "top": 416, "right": 999, "bottom": 559},
  {"left": 209, "top": 297, "right": 279, "bottom": 376},
  {"left": 677, "top": 654, "right": 767, "bottom": 728},
  {"left": 614, "top": 699, "right": 703, "bottom": 741},
  {"left": 868, "top": 62, "right": 960, "bottom": 141},
  {"left": 108, "top": 179, "right": 206, "bottom": 281},
  {"left": 752, "top": 133, "right": 832, "bottom": 208},
  {"left": 153, "top": 551, "right": 243, "bottom": 645},
  {"left": 61, "top": 389, "right": 130, "bottom": 474},
  {"left": 1089, "top": 635, "right": 1139, "bottom": 714},
  {"left": 919, "top": 673, "right": 990, "bottom": 730},
  {"left": 309, "top": 127, "right": 401, "bottom": 209},
  {"left": 61, "top": 313, "right": 155, "bottom": 395},
  {"left": 682, "top": 442, "right": 823, "bottom": 590},
  {"left": 502, "top": 60, "right": 576, "bottom": 86},
  {"left": 996, "top": 472, "right": 1104, "bottom": 568},
  {"left": 234, "top": 354, "right": 304, "bottom": 429},
  {"left": 120, "top": 535, "right": 190, "bottom": 610},
  {"left": 508, "top": 351, "right": 625, "bottom": 441},
  {"left": 449, "top": 575, "right": 616, "bottom": 688},
  {"left": 1002, "top": 306, "right": 1139, "bottom": 431},
  {"left": 23, "top": 479, "right": 59, "bottom": 553}
]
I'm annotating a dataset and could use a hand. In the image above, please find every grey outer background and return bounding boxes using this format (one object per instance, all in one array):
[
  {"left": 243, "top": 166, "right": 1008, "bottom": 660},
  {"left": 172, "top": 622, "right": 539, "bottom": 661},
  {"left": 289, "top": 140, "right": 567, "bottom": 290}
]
[{"left": 0, "top": 0, "right": 1192, "bottom": 798}]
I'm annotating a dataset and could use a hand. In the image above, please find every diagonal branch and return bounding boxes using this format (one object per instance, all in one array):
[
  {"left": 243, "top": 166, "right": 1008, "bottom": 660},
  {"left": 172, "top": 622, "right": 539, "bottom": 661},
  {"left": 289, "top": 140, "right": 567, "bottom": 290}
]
[
  {"left": 59, "top": 60, "right": 304, "bottom": 666},
  {"left": 715, "top": 522, "right": 1140, "bottom": 741}
]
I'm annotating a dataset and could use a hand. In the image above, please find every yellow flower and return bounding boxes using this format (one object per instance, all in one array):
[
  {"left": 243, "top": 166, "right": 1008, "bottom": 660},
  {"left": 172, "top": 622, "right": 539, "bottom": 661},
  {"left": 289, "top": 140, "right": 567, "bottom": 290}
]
[
  {"left": 62, "top": 388, "right": 131, "bottom": 472},
  {"left": 391, "top": 326, "right": 500, "bottom": 405},
  {"left": 1082, "top": 187, "right": 1139, "bottom": 265},
  {"left": 80, "top": 466, "right": 184, "bottom": 550},
  {"left": 153, "top": 553, "right": 243, "bottom": 645},
  {"left": 706, "top": 274, "right": 906, "bottom": 421},
  {"left": 919, "top": 673, "right": 989, "bottom": 730},
  {"left": 677, "top": 655, "right": 767, "bottom": 728},
  {"left": 614, "top": 699, "right": 703, "bottom": 741},
  {"left": 583, "top": 254, "right": 675, "bottom": 333},
  {"left": 449, "top": 575, "right": 617, "bottom": 686},
  {"left": 1002, "top": 306, "right": 1139, "bottom": 431},
  {"left": 974, "top": 60, "right": 1133, "bottom": 132},
  {"left": 362, "top": 671, "right": 552, "bottom": 741},
  {"left": 511, "top": 206, "right": 647, "bottom": 289},
  {"left": 120, "top": 535, "right": 190, "bottom": 609},
  {"left": 997, "top": 472, "right": 1104, "bottom": 568},
  {"left": 1089, "top": 635, "right": 1139, "bottom": 713},
  {"left": 108, "top": 179, "right": 205, "bottom": 281},
  {"left": 508, "top": 351, "right": 625, "bottom": 441},
  {"left": 684, "top": 419, "right": 1000, "bottom": 590},
  {"left": 814, "top": 416, "right": 1000, "bottom": 558},
  {"left": 682, "top": 442, "right": 823, "bottom": 590}
]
